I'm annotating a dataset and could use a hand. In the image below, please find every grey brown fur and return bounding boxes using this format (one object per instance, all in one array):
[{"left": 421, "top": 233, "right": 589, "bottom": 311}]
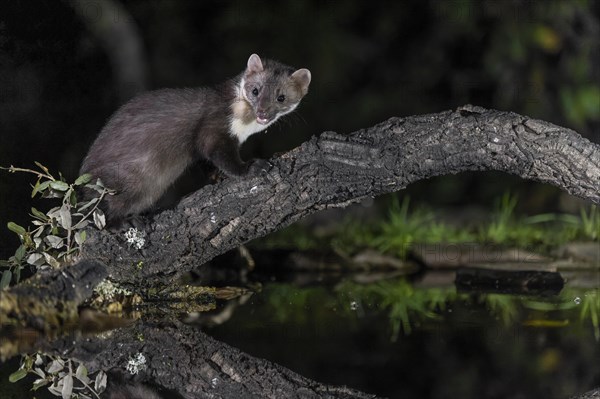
[{"left": 80, "top": 54, "right": 311, "bottom": 224}]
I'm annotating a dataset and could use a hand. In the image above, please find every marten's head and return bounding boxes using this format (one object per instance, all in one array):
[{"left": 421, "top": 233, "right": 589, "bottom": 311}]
[{"left": 240, "top": 53, "right": 311, "bottom": 126}]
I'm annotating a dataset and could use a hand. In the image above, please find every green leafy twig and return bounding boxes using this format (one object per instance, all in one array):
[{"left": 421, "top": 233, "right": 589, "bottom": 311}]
[{"left": 1, "top": 163, "right": 113, "bottom": 290}]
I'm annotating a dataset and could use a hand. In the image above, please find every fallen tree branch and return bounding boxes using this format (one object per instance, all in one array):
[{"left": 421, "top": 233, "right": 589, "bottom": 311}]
[{"left": 77, "top": 105, "right": 599, "bottom": 286}]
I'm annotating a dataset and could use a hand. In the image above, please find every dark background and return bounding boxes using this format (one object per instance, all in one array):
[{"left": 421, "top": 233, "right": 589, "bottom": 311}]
[{"left": 1, "top": 0, "right": 599, "bottom": 257}]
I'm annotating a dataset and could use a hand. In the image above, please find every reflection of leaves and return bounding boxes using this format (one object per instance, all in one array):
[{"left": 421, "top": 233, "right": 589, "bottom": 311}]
[
  {"left": 483, "top": 294, "right": 518, "bottom": 325},
  {"left": 266, "top": 284, "right": 322, "bottom": 325},
  {"left": 580, "top": 290, "right": 599, "bottom": 341},
  {"left": 338, "top": 279, "right": 456, "bottom": 341},
  {"left": 74, "top": 173, "right": 92, "bottom": 186},
  {"left": 11, "top": 353, "right": 107, "bottom": 398}
]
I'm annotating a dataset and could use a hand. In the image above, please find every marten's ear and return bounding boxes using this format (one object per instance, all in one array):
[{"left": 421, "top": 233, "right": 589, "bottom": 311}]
[
  {"left": 246, "top": 54, "right": 264, "bottom": 74},
  {"left": 291, "top": 68, "right": 311, "bottom": 96}
]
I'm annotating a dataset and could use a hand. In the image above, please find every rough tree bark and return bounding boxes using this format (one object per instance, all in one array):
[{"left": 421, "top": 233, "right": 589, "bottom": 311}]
[{"left": 78, "top": 105, "right": 600, "bottom": 287}]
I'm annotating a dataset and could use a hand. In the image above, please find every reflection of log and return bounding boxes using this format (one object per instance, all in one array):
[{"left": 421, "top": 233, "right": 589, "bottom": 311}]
[
  {"left": 455, "top": 267, "right": 564, "bottom": 295},
  {"left": 76, "top": 105, "right": 600, "bottom": 287},
  {"left": 41, "top": 321, "right": 378, "bottom": 399}
]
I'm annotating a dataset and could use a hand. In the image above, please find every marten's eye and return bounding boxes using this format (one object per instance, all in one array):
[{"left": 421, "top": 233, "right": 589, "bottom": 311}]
[
  {"left": 252, "top": 88, "right": 259, "bottom": 96},
  {"left": 277, "top": 95, "right": 285, "bottom": 103}
]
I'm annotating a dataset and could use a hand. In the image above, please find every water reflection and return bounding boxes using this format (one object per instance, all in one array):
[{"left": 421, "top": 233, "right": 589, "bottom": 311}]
[
  {"left": 205, "top": 274, "right": 600, "bottom": 398},
  {"left": 1, "top": 272, "right": 599, "bottom": 398}
]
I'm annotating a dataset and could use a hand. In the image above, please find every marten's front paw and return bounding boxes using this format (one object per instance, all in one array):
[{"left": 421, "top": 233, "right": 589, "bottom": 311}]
[{"left": 248, "top": 159, "right": 272, "bottom": 175}]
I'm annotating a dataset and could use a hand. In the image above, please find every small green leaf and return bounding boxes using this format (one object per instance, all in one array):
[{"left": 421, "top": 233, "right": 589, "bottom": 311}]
[
  {"left": 75, "top": 363, "right": 89, "bottom": 384},
  {"left": 59, "top": 205, "right": 72, "bottom": 230},
  {"left": 78, "top": 198, "right": 98, "bottom": 212},
  {"left": 0, "top": 270, "right": 12, "bottom": 290},
  {"left": 31, "top": 207, "right": 48, "bottom": 221},
  {"left": 15, "top": 245, "right": 26, "bottom": 262},
  {"left": 31, "top": 178, "right": 41, "bottom": 198},
  {"left": 49, "top": 181, "right": 69, "bottom": 191},
  {"left": 75, "top": 230, "right": 87, "bottom": 246},
  {"left": 74, "top": 174, "right": 92, "bottom": 186},
  {"left": 9, "top": 368, "right": 28, "bottom": 383},
  {"left": 32, "top": 180, "right": 51, "bottom": 198},
  {"left": 13, "top": 266, "right": 20, "bottom": 283},
  {"left": 7, "top": 222, "right": 26, "bottom": 236},
  {"left": 69, "top": 189, "right": 77, "bottom": 206}
]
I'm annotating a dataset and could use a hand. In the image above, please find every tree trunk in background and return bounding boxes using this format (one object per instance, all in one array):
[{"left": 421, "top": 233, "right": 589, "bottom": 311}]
[{"left": 68, "top": 0, "right": 148, "bottom": 101}]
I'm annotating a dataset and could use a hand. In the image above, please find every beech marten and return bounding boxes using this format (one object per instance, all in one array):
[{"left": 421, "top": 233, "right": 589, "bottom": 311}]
[{"left": 80, "top": 54, "right": 311, "bottom": 225}]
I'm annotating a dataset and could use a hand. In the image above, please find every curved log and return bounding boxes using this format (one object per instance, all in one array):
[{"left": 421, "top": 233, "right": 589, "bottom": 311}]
[{"left": 78, "top": 105, "right": 599, "bottom": 286}]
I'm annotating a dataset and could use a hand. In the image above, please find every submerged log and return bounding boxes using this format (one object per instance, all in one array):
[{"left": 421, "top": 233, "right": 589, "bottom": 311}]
[{"left": 455, "top": 267, "right": 565, "bottom": 295}]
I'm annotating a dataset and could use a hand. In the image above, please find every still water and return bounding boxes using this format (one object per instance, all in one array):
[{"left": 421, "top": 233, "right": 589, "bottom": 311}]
[
  {"left": 1, "top": 271, "right": 599, "bottom": 398},
  {"left": 204, "top": 272, "right": 600, "bottom": 398}
]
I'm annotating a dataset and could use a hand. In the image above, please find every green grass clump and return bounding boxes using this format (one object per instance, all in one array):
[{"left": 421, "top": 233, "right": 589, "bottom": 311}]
[
  {"left": 370, "top": 197, "right": 475, "bottom": 258},
  {"left": 256, "top": 193, "right": 598, "bottom": 259},
  {"left": 480, "top": 193, "right": 598, "bottom": 248}
]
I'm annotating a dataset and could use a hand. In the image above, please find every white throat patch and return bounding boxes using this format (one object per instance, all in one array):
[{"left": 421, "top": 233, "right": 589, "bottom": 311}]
[
  {"left": 229, "top": 78, "right": 278, "bottom": 144},
  {"left": 230, "top": 117, "right": 275, "bottom": 144}
]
